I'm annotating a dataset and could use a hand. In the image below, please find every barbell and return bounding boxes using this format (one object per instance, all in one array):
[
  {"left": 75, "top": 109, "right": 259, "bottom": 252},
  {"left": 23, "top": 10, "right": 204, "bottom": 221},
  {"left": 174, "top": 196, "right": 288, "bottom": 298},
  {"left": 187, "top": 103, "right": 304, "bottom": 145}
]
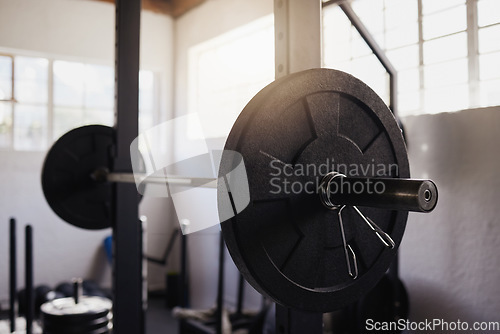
[{"left": 41, "top": 68, "right": 438, "bottom": 312}]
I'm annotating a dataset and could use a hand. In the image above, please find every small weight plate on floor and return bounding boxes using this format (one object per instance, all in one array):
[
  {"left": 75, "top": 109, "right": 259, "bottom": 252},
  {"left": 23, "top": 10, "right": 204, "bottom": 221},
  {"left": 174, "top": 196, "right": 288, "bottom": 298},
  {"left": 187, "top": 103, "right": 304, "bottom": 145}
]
[
  {"left": 219, "top": 68, "right": 409, "bottom": 312},
  {"left": 43, "top": 317, "right": 110, "bottom": 333},
  {"left": 42, "top": 311, "right": 110, "bottom": 325},
  {"left": 42, "top": 125, "right": 144, "bottom": 229},
  {"left": 41, "top": 296, "right": 112, "bottom": 334},
  {"left": 43, "top": 325, "right": 110, "bottom": 334},
  {"left": 40, "top": 296, "right": 111, "bottom": 319}
]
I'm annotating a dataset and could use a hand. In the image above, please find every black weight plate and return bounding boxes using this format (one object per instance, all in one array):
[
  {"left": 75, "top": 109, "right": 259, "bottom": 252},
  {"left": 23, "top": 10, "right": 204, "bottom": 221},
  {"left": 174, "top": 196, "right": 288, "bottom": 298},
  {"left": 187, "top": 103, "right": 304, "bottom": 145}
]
[
  {"left": 43, "top": 316, "right": 109, "bottom": 331},
  {"left": 41, "top": 296, "right": 112, "bottom": 333},
  {"left": 43, "top": 326, "right": 109, "bottom": 334},
  {"left": 42, "top": 125, "right": 115, "bottom": 229},
  {"left": 40, "top": 296, "right": 111, "bottom": 318},
  {"left": 42, "top": 125, "right": 144, "bottom": 229},
  {"left": 42, "top": 312, "right": 110, "bottom": 326},
  {"left": 55, "top": 282, "right": 74, "bottom": 297},
  {"left": 43, "top": 318, "right": 109, "bottom": 334},
  {"left": 219, "top": 68, "right": 409, "bottom": 312}
]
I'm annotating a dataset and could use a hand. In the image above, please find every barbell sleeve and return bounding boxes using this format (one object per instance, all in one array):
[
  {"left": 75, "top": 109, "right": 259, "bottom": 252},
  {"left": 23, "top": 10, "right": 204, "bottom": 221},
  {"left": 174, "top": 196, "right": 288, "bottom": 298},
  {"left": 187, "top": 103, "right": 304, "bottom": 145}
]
[{"left": 320, "top": 172, "right": 438, "bottom": 213}]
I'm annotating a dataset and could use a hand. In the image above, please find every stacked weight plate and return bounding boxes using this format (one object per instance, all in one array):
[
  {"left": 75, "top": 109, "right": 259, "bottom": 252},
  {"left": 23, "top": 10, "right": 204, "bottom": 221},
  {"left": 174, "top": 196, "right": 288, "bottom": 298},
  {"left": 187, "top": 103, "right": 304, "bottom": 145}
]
[{"left": 40, "top": 296, "right": 112, "bottom": 334}]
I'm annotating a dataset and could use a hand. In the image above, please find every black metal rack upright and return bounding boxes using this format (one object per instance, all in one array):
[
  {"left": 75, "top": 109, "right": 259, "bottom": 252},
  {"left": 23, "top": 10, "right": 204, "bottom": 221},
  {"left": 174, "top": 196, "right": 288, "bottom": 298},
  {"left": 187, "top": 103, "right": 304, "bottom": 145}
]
[
  {"left": 113, "top": 0, "right": 144, "bottom": 333},
  {"left": 9, "top": 218, "right": 17, "bottom": 333}
]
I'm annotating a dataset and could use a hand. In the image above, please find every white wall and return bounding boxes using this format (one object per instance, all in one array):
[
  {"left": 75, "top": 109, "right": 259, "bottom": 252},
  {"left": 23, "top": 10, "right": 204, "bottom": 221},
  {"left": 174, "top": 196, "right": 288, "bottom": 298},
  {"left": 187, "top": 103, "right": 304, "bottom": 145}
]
[
  {"left": 0, "top": 0, "right": 175, "bottom": 301},
  {"left": 174, "top": 0, "right": 273, "bottom": 309},
  {"left": 400, "top": 106, "right": 500, "bottom": 329}
]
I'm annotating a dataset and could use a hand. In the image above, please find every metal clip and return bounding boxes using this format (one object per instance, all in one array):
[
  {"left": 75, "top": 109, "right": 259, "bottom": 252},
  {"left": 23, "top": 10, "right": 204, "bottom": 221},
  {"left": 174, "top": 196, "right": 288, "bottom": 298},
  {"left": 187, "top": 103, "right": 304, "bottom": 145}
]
[
  {"left": 338, "top": 206, "right": 358, "bottom": 279},
  {"left": 320, "top": 171, "right": 346, "bottom": 210},
  {"left": 352, "top": 206, "right": 395, "bottom": 249}
]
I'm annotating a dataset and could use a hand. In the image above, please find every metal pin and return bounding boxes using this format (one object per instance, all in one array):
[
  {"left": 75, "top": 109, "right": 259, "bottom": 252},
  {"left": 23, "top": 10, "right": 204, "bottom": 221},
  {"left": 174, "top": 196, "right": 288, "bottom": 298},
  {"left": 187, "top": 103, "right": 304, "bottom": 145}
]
[
  {"left": 72, "top": 278, "right": 82, "bottom": 304},
  {"left": 352, "top": 206, "right": 395, "bottom": 249},
  {"left": 338, "top": 206, "right": 358, "bottom": 279}
]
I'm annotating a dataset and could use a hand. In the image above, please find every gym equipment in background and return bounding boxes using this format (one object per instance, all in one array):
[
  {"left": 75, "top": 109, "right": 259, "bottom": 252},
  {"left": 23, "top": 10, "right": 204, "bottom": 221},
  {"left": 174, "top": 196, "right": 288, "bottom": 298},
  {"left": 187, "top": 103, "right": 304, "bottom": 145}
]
[{"left": 40, "top": 280, "right": 112, "bottom": 334}]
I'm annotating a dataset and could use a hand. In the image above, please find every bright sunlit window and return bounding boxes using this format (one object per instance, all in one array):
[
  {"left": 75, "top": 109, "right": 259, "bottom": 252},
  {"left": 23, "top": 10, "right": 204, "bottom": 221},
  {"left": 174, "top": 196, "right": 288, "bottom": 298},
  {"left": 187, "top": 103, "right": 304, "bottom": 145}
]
[
  {"left": 187, "top": 14, "right": 275, "bottom": 139},
  {"left": 322, "top": 0, "right": 500, "bottom": 116},
  {"left": 9, "top": 56, "right": 49, "bottom": 150},
  {"left": 0, "top": 54, "right": 157, "bottom": 151},
  {"left": 0, "top": 55, "right": 14, "bottom": 148},
  {"left": 53, "top": 60, "right": 114, "bottom": 140},
  {"left": 477, "top": 0, "right": 500, "bottom": 106}
]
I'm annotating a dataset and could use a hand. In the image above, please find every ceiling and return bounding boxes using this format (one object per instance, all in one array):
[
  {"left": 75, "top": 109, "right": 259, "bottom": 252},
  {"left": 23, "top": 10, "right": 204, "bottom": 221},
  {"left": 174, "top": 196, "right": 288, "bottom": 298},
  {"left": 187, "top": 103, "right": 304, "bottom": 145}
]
[{"left": 95, "top": 0, "right": 206, "bottom": 17}]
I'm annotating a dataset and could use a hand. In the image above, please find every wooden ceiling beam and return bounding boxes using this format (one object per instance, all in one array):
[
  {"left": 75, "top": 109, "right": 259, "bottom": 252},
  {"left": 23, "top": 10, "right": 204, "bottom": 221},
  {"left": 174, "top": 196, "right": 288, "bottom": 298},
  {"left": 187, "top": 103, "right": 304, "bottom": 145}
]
[
  {"left": 170, "top": 0, "right": 205, "bottom": 17},
  {"left": 94, "top": 0, "right": 205, "bottom": 17}
]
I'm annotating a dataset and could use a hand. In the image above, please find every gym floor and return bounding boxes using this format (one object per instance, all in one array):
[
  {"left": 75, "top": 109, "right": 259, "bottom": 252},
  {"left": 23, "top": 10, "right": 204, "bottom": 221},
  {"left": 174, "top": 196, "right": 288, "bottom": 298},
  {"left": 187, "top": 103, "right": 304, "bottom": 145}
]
[
  {"left": 146, "top": 296, "right": 179, "bottom": 334},
  {"left": 0, "top": 297, "right": 178, "bottom": 333}
]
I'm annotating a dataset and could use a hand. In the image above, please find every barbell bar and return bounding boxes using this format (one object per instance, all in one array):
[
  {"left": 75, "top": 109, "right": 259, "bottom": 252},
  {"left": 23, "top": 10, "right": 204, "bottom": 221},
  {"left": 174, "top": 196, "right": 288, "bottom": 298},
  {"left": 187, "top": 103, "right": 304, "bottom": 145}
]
[
  {"left": 319, "top": 171, "right": 437, "bottom": 213},
  {"left": 41, "top": 121, "right": 437, "bottom": 232},
  {"left": 90, "top": 167, "right": 218, "bottom": 189},
  {"left": 92, "top": 168, "right": 436, "bottom": 212}
]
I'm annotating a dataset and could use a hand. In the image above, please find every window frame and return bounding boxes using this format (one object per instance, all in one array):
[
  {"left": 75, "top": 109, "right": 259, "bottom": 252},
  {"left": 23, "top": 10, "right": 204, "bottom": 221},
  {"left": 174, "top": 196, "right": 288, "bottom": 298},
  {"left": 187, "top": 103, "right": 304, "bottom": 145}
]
[
  {"left": 0, "top": 54, "right": 15, "bottom": 148},
  {"left": 322, "top": 0, "right": 500, "bottom": 115},
  {"left": 0, "top": 52, "right": 159, "bottom": 151}
]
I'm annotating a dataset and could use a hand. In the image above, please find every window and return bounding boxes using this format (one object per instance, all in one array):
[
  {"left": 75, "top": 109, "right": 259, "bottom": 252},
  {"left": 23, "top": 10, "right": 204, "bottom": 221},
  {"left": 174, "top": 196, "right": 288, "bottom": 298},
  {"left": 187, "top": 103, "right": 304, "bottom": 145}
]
[
  {"left": 322, "top": 1, "right": 391, "bottom": 105},
  {"left": 322, "top": 0, "right": 500, "bottom": 116},
  {"left": 0, "top": 56, "right": 49, "bottom": 150},
  {"left": 53, "top": 61, "right": 114, "bottom": 140},
  {"left": 477, "top": 0, "right": 500, "bottom": 106},
  {"left": 139, "top": 70, "right": 156, "bottom": 134},
  {"left": 0, "top": 54, "right": 156, "bottom": 151},
  {"left": 187, "top": 15, "right": 275, "bottom": 140},
  {"left": 0, "top": 55, "right": 13, "bottom": 148}
]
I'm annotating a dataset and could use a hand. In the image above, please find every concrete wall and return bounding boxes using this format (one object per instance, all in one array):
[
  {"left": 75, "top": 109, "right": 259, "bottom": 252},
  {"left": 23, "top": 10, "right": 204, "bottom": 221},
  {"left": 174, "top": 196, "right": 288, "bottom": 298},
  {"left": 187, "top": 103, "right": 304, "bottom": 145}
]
[
  {"left": 0, "top": 0, "right": 175, "bottom": 301},
  {"left": 174, "top": 0, "right": 274, "bottom": 309},
  {"left": 400, "top": 106, "right": 500, "bottom": 330}
]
